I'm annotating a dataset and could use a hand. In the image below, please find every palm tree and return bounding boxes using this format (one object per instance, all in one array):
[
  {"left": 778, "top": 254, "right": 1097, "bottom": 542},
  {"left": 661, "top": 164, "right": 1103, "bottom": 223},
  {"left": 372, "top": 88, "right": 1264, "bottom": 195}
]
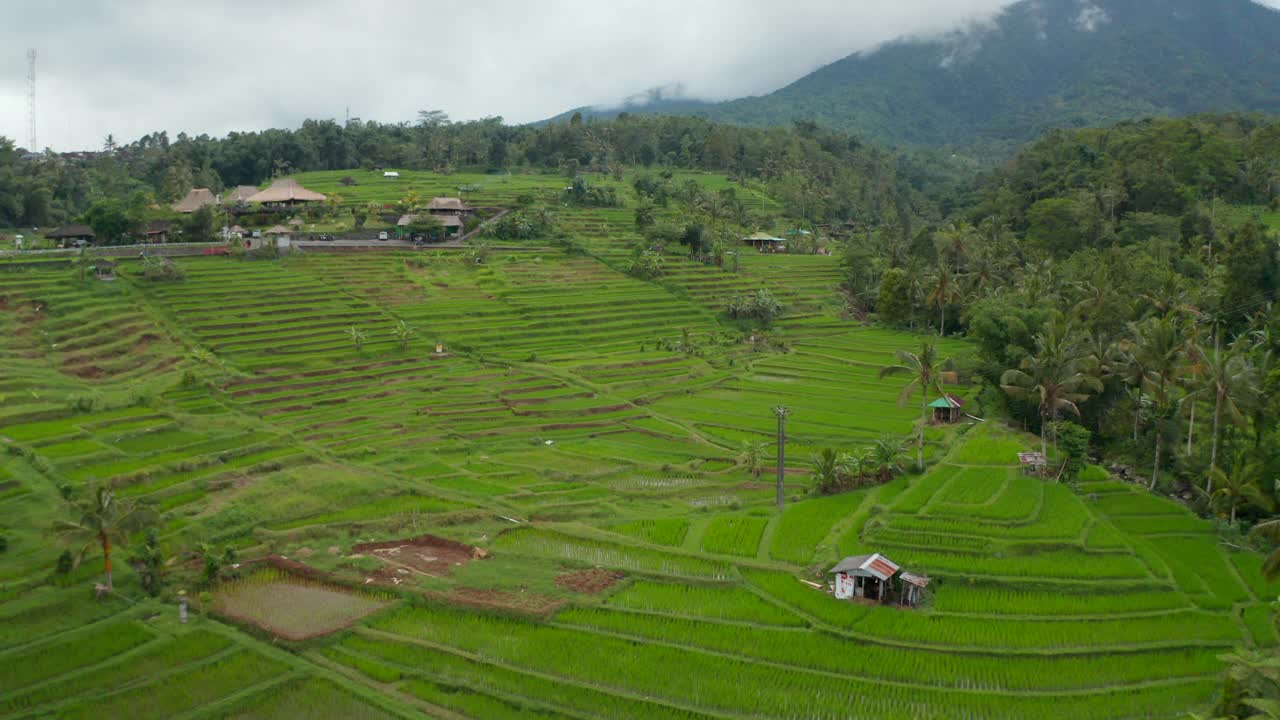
[
  {"left": 925, "top": 264, "right": 961, "bottom": 336},
  {"left": 1121, "top": 315, "right": 1187, "bottom": 489},
  {"left": 1000, "top": 321, "right": 1101, "bottom": 470},
  {"left": 1201, "top": 451, "right": 1269, "bottom": 525},
  {"left": 738, "top": 441, "right": 766, "bottom": 480},
  {"left": 879, "top": 341, "right": 957, "bottom": 472},
  {"left": 53, "top": 485, "right": 155, "bottom": 591},
  {"left": 811, "top": 448, "right": 843, "bottom": 494},
  {"left": 1198, "top": 341, "right": 1257, "bottom": 489},
  {"left": 868, "top": 435, "right": 906, "bottom": 482}
]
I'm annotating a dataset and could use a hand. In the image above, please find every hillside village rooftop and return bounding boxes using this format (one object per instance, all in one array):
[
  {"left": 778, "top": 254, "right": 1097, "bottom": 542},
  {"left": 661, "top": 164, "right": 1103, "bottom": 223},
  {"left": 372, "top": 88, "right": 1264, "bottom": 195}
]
[{"left": 247, "top": 178, "right": 327, "bottom": 205}]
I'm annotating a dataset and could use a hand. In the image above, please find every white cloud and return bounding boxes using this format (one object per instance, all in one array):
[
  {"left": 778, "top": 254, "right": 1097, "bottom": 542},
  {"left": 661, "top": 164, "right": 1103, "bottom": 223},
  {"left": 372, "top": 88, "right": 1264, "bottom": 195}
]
[
  {"left": 1074, "top": 3, "right": 1110, "bottom": 32},
  {"left": 0, "top": 0, "right": 1277, "bottom": 150},
  {"left": 0, "top": 0, "right": 1021, "bottom": 150}
]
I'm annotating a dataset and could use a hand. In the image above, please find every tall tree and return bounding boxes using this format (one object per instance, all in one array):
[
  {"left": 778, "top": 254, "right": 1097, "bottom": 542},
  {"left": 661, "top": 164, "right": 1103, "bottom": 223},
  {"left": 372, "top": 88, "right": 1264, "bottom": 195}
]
[
  {"left": 53, "top": 485, "right": 155, "bottom": 591},
  {"left": 880, "top": 341, "right": 957, "bottom": 471},
  {"left": 1122, "top": 315, "right": 1187, "bottom": 489},
  {"left": 1000, "top": 320, "right": 1102, "bottom": 470}
]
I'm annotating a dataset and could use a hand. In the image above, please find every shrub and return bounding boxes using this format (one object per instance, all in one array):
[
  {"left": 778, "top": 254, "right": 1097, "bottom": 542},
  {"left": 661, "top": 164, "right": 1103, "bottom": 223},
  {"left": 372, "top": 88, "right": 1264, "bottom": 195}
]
[
  {"left": 726, "top": 289, "right": 782, "bottom": 325},
  {"left": 141, "top": 255, "right": 186, "bottom": 281}
]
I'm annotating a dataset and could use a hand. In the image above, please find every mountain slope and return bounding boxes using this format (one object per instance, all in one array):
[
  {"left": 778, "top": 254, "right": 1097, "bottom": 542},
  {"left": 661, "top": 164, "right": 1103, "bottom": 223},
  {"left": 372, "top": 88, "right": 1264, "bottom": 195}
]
[{"left": 556, "top": 0, "right": 1280, "bottom": 151}]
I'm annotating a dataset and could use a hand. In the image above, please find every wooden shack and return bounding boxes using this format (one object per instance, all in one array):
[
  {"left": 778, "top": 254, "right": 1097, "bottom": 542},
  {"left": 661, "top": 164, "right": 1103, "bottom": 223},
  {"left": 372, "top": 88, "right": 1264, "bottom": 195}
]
[
  {"left": 1018, "top": 452, "right": 1047, "bottom": 476},
  {"left": 900, "top": 572, "right": 931, "bottom": 607},
  {"left": 830, "top": 553, "right": 900, "bottom": 602}
]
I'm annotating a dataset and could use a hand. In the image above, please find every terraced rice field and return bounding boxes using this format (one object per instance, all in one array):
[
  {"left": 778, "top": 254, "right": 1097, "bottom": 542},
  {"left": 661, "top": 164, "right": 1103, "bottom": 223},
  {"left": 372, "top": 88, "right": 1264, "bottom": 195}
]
[{"left": 0, "top": 172, "right": 1268, "bottom": 719}]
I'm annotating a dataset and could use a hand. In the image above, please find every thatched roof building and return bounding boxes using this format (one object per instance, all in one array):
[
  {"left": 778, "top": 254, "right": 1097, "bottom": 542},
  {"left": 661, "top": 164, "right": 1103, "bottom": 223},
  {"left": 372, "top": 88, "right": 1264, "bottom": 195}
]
[
  {"left": 265, "top": 225, "right": 291, "bottom": 235},
  {"left": 46, "top": 224, "right": 96, "bottom": 242},
  {"left": 248, "top": 178, "right": 326, "bottom": 205},
  {"left": 173, "top": 188, "right": 218, "bottom": 213},
  {"left": 425, "top": 197, "right": 472, "bottom": 214},
  {"left": 225, "top": 185, "right": 260, "bottom": 204}
]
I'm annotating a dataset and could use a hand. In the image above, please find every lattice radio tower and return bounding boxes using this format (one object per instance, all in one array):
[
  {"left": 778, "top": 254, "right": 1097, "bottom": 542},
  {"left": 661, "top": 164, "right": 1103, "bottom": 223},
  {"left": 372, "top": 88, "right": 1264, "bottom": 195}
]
[{"left": 26, "top": 49, "right": 37, "bottom": 152}]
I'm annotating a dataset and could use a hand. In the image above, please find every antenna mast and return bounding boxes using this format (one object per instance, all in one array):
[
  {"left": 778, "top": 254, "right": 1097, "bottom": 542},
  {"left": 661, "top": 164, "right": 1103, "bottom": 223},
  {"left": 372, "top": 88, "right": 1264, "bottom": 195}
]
[{"left": 26, "top": 49, "right": 37, "bottom": 152}]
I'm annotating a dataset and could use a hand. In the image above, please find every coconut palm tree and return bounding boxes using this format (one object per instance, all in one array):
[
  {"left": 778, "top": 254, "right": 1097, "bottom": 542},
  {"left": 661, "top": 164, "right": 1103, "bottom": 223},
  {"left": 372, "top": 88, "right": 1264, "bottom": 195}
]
[
  {"left": 53, "top": 485, "right": 155, "bottom": 591},
  {"left": 1198, "top": 340, "right": 1258, "bottom": 489},
  {"left": 1202, "top": 450, "right": 1269, "bottom": 525},
  {"left": 879, "top": 341, "right": 957, "bottom": 472},
  {"left": 1000, "top": 320, "right": 1101, "bottom": 471},
  {"left": 925, "top": 264, "right": 961, "bottom": 336},
  {"left": 1120, "top": 315, "right": 1187, "bottom": 489}
]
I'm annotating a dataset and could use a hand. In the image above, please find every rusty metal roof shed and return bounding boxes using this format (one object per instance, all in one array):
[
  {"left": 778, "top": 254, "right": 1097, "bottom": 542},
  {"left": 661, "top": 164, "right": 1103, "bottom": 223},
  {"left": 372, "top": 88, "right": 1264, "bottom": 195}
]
[{"left": 830, "top": 553, "right": 900, "bottom": 582}]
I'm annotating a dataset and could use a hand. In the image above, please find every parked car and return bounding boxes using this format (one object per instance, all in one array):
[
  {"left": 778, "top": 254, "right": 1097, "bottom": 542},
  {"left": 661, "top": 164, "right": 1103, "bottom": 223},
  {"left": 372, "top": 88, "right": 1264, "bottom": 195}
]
[{"left": 377, "top": 231, "right": 389, "bottom": 241}]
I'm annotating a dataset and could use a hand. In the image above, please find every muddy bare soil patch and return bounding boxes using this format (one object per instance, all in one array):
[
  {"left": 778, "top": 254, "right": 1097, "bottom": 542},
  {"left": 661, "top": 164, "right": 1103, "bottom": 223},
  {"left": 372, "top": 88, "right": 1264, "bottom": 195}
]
[
  {"left": 353, "top": 534, "right": 488, "bottom": 582},
  {"left": 432, "top": 587, "right": 564, "bottom": 617},
  {"left": 555, "top": 568, "right": 625, "bottom": 594}
]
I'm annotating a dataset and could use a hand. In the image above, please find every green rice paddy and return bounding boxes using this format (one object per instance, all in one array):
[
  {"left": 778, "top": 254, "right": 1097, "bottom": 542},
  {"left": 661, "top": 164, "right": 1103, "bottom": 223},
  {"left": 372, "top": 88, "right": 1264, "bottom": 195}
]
[{"left": 0, "top": 170, "right": 1267, "bottom": 719}]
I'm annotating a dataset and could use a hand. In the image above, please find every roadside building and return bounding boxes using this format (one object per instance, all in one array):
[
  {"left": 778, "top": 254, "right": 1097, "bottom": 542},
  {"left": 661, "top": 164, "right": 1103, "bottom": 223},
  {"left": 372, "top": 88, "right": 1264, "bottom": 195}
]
[
  {"left": 46, "top": 224, "right": 96, "bottom": 246},
  {"left": 247, "top": 178, "right": 326, "bottom": 207},
  {"left": 172, "top": 188, "right": 219, "bottom": 213},
  {"left": 425, "top": 197, "right": 474, "bottom": 217},
  {"left": 144, "top": 220, "right": 174, "bottom": 243}
]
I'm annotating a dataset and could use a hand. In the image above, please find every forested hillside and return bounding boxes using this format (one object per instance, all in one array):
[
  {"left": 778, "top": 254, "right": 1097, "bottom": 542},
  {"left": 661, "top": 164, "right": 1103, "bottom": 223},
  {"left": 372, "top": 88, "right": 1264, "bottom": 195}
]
[{"left": 556, "top": 0, "right": 1280, "bottom": 154}]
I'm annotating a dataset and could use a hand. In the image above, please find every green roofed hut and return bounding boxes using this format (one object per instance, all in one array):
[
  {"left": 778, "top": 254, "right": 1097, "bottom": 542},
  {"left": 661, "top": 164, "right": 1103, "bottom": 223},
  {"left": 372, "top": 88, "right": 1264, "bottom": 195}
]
[{"left": 929, "top": 394, "right": 965, "bottom": 423}]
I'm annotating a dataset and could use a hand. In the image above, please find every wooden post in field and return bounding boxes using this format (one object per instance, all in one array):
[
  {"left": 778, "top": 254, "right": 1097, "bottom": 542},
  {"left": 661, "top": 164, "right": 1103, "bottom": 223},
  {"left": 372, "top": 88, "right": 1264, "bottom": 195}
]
[{"left": 774, "top": 405, "right": 791, "bottom": 511}]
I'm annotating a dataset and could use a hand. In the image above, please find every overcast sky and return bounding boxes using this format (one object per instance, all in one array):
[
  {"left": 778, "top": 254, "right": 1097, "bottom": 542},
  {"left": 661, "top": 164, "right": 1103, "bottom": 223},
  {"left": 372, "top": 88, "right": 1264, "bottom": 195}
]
[{"left": 1, "top": 0, "right": 1277, "bottom": 151}]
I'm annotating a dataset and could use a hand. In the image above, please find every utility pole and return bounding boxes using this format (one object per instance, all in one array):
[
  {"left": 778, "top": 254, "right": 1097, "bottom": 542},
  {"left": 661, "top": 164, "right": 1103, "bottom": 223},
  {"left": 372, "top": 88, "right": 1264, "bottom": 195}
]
[
  {"left": 774, "top": 405, "right": 791, "bottom": 511},
  {"left": 26, "top": 49, "right": 37, "bottom": 152}
]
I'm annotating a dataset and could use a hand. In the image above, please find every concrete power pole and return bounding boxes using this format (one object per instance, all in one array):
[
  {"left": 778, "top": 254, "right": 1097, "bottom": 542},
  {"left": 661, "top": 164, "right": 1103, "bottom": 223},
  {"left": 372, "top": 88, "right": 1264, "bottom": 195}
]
[
  {"left": 774, "top": 405, "right": 791, "bottom": 510},
  {"left": 26, "top": 49, "right": 37, "bottom": 152}
]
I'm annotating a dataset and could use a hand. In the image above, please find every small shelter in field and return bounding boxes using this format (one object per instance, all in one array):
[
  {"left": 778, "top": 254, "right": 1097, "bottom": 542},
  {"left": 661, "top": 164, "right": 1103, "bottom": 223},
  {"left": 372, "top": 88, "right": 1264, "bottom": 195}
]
[
  {"left": 1018, "top": 452, "right": 1048, "bottom": 476},
  {"left": 225, "top": 185, "right": 260, "bottom": 204},
  {"left": 91, "top": 259, "right": 117, "bottom": 281},
  {"left": 288, "top": 217, "right": 305, "bottom": 228},
  {"left": 172, "top": 188, "right": 219, "bottom": 213},
  {"left": 383, "top": 171, "right": 401, "bottom": 178},
  {"left": 830, "top": 553, "right": 900, "bottom": 602},
  {"left": 265, "top": 225, "right": 291, "bottom": 238},
  {"left": 929, "top": 394, "right": 965, "bottom": 423},
  {"left": 743, "top": 232, "right": 786, "bottom": 253},
  {"left": 144, "top": 220, "right": 173, "bottom": 243},
  {"left": 900, "top": 572, "right": 931, "bottom": 607},
  {"left": 247, "top": 178, "right": 326, "bottom": 207},
  {"left": 46, "top": 224, "right": 96, "bottom": 246},
  {"left": 425, "top": 197, "right": 473, "bottom": 217}
]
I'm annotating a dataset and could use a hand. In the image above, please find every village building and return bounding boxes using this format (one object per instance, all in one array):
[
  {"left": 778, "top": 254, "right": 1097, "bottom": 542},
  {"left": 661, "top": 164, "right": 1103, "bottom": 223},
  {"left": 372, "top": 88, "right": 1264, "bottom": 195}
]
[
  {"left": 425, "top": 197, "right": 474, "bottom": 217},
  {"left": 172, "top": 188, "right": 219, "bottom": 213},
  {"left": 743, "top": 232, "right": 786, "bottom": 253},
  {"left": 224, "top": 185, "right": 260, "bottom": 205},
  {"left": 143, "top": 220, "right": 174, "bottom": 243},
  {"left": 929, "top": 394, "right": 965, "bottom": 423},
  {"left": 46, "top": 224, "right": 96, "bottom": 246},
  {"left": 830, "top": 553, "right": 900, "bottom": 602},
  {"left": 247, "top": 178, "right": 326, "bottom": 207},
  {"left": 398, "top": 213, "right": 464, "bottom": 240}
]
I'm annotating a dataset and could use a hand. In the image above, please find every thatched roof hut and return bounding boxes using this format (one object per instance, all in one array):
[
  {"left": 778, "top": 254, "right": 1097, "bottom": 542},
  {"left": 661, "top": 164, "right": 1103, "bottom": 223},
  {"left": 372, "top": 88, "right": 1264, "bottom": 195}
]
[
  {"left": 265, "top": 225, "right": 291, "bottom": 235},
  {"left": 172, "top": 188, "right": 218, "bottom": 213},
  {"left": 288, "top": 217, "right": 305, "bottom": 227},
  {"left": 248, "top": 178, "right": 326, "bottom": 205}
]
